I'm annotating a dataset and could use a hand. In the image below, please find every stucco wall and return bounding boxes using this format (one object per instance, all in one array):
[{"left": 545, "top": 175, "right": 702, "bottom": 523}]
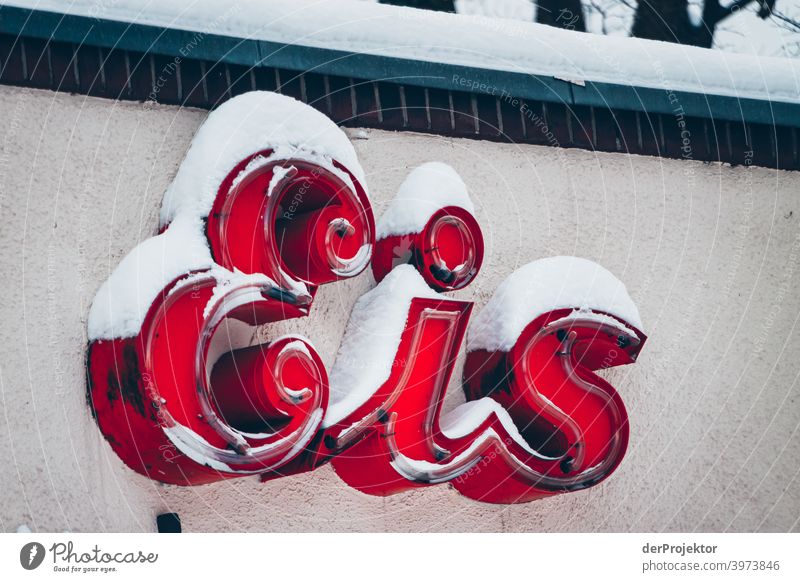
[{"left": 1, "top": 85, "right": 798, "bottom": 533}]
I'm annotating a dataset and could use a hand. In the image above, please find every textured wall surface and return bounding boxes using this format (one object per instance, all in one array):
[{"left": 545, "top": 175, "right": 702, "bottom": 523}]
[{"left": 1, "top": 85, "right": 798, "bottom": 533}]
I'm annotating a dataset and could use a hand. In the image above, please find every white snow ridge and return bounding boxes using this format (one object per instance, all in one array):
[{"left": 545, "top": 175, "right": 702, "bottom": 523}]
[{"left": 467, "top": 256, "right": 643, "bottom": 353}]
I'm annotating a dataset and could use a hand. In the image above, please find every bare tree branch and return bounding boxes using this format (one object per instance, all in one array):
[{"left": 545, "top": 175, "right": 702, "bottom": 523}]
[{"left": 771, "top": 8, "right": 800, "bottom": 32}]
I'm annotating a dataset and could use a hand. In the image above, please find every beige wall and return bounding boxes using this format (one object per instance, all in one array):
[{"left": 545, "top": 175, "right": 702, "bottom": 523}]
[{"left": 1, "top": 85, "right": 798, "bottom": 533}]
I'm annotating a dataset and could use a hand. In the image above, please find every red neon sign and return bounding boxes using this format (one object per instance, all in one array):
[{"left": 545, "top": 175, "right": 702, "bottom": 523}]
[
  {"left": 86, "top": 92, "right": 645, "bottom": 503},
  {"left": 372, "top": 161, "right": 484, "bottom": 291}
]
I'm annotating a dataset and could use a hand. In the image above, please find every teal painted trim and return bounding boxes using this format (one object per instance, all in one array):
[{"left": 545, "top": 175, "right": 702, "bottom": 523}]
[{"left": 575, "top": 82, "right": 793, "bottom": 128}]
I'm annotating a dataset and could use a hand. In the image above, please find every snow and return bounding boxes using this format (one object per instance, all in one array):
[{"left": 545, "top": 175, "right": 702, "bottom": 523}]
[
  {"left": 440, "top": 398, "right": 551, "bottom": 458},
  {"left": 87, "top": 218, "right": 300, "bottom": 341},
  {"left": 88, "top": 214, "right": 213, "bottom": 340},
  {"left": 159, "top": 91, "right": 365, "bottom": 227},
  {"left": 323, "top": 264, "right": 442, "bottom": 427},
  {"left": 88, "top": 91, "right": 358, "bottom": 340},
  {"left": 544, "top": 308, "right": 639, "bottom": 340},
  {"left": 8, "top": 0, "right": 798, "bottom": 104},
  {"left": 266, "top": 165, "right": 295, "bottom": 198},
  {"left": 280, "top": 338, "right": 314, "bottom": 360},
  {"left": 713, "top": 4, "right": 800, "bottom": 58},
  {"left": 161, "top": 425, "right": 234, "bottom": 473},
  {"left": 687, "top": 2, "right": 703, "bottom": 28},
  {"left": 229, "top": 155, "right": 270, "bottom": 191},
  {"left": 162, "top": 407, "right": 324, "bottom": 472},
  {"left": 170, "top": 265, "right": 286, "bottom": 317},
  {"left": 440, "top": 398, "right": 501, "bottom": 438},
  {"left": 16, "top": 524, "right": 32, "bottom": 533},
  {"left": 388, "top": 430, "right": 482, "bottom": 478},
  {"left": 391, "top": 404, "right": 553, "bottom": 480},
  {"left": 467, "top": 256, "right": 643, "bottom": 353},
  {"left": 376, "top": 162, "right": 474, "bottom": 239},
  {"left": 455, "top": 0, "right": 534, "bottom": 21}
]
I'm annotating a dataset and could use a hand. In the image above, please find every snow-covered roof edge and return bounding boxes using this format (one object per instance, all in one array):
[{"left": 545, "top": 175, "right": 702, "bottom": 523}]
[{"left": 2, "top": 0, "right": 798, "bottom": 128}]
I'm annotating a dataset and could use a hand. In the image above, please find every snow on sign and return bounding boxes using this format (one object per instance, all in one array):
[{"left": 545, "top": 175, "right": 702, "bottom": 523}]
[{"left": 86, "top": 91, "right": 646, "bottom": 504}]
